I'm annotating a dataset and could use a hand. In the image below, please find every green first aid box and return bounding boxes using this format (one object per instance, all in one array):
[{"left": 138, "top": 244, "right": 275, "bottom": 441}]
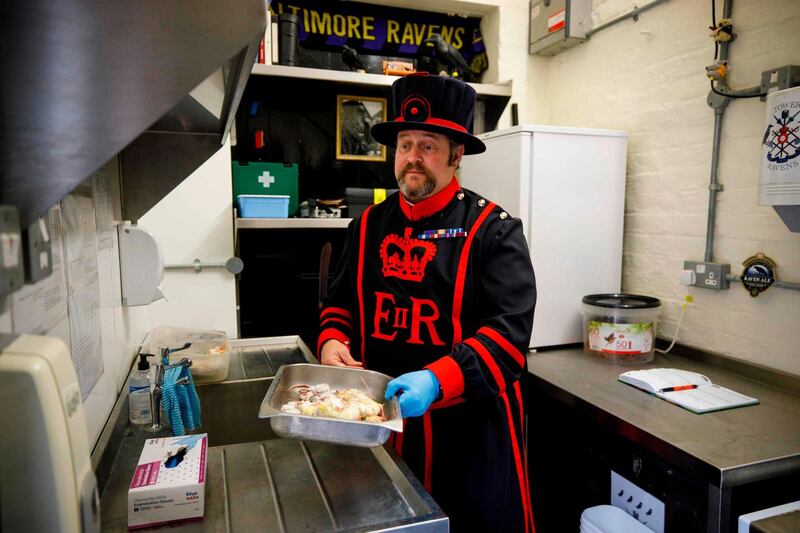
[{"left": 232, "top": 162, "right": 299, "bottom": 216}]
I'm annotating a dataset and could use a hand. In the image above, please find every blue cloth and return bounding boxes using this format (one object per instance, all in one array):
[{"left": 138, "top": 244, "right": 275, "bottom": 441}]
[
  {"left": 161, "top": 365, "right": 202, "bottom": 436},
  {"left": 385, "top": 370, "right": 440, "bottom": 418}
]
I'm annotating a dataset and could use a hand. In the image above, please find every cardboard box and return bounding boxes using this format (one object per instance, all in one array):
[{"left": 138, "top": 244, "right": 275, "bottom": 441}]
[{"left": 128, "top": 434, "right": 208, "bottom": 529}]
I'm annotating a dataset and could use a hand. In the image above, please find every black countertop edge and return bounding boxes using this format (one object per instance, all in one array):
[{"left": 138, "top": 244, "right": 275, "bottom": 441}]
[{"left": 721, "top": 454, "right": 800, "bottom": 487}]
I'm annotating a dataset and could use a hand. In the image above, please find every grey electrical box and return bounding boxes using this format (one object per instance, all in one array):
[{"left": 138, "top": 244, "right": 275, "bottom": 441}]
[
  {"left": 0, "top": 206, "right": 25, "bottom": 297},
  {"left": 22, "top": 216, "right": 53, "bottom": 284},
  {"left": 684, "top": 260, "right": 731, "bottom": 290},
  {"left": 529, "top": 0, "right": 591, "bottom": 56}
]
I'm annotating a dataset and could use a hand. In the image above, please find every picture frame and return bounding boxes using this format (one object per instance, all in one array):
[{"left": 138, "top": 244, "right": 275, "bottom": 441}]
[{"left": 336, "top": 95, "right": 387, "bottom": 162}]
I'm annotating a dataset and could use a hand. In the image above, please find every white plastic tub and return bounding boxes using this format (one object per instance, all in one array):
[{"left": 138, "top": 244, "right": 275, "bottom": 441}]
[
  {"left": 580, "top": 505, "right": 653, "bottom": 533},
  {"left": 581, "top": 294, "right": 661, "bottom": 364},
  {"left": 142, "top": 326, "right": 231, "bottom": 383}
]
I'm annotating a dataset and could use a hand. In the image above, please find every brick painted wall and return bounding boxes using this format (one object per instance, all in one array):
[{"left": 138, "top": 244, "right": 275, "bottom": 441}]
[{"left": 527, "top": 0, "right": 800, "bottom": 374}]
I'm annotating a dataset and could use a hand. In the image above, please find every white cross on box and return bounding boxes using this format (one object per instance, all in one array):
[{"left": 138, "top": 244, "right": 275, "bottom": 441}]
[{"left": 258, "top": 171, "right": 275, "bottom": 188}]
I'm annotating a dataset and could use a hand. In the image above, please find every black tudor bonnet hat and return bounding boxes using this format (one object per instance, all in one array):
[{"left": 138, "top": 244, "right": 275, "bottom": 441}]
[{"left": 370, "top": 73, "right": 486, "bottom": 155}]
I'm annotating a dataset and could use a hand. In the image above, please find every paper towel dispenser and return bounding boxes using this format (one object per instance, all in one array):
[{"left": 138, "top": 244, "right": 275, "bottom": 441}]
[{"left": 118, "top": 225, "right": 166, "bottom": 307}]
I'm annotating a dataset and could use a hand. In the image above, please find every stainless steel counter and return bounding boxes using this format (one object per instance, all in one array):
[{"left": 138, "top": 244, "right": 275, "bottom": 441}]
[
  {"left": 96, "top": 336, "right": 447, "bottom": 532},
  {"left": 526, "top": 347, "right": 800, "bottom": 489}
]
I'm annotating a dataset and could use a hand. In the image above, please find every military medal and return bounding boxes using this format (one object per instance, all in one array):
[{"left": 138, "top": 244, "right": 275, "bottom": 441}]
[{"left": 417, "top": 228, "right": 467, "bottom": 240}]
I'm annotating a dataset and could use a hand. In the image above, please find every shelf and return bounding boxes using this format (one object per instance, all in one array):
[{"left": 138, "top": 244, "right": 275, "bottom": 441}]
[
  {"left": 251, "top": 63, "right": 513, "bottom": 97},
  {"left": 236, "top": 217, "right": 352, "bottom": 229}
]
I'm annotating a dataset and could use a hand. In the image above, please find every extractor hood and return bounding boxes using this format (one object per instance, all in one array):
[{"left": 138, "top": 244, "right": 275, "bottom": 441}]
[{"left": 1, "top": 0, "right": 266, "bottom": 226}]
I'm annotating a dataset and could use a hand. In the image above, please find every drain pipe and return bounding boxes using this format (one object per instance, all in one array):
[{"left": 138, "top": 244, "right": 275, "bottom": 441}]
[{"left": 703, "top": 0, "right": 733, "bottom": 262}]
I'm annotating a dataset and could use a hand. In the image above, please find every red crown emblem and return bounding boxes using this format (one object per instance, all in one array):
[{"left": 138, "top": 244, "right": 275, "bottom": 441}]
[{"left": 380, "top": 228, "right": 437, "bottom": 282}]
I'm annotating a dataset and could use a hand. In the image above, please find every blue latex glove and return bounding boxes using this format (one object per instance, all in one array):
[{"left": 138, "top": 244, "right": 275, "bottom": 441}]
[
  {"left": 172, "top": 435, "right": 204, "bottom": 451},
  {"left": 385, "top": 370, "right": 440, "bottom": 418}
]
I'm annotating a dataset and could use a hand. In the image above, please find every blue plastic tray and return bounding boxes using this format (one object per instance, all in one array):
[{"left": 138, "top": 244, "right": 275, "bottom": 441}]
[{"left": 238, "top": 195, "right": 290, "bottom": 218}]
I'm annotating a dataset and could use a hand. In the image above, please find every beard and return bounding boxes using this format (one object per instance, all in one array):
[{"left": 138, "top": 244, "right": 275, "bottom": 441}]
[{"left": 397, "top": 163, "right": 436, "bottom": 200}]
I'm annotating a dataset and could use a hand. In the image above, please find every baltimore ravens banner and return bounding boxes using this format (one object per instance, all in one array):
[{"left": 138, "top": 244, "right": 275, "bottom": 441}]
[{"left": 268, "top": 0, "right": 488, "bottom": 79}]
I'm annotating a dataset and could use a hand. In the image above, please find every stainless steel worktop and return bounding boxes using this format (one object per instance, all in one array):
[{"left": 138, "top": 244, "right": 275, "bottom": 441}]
[
  {"left": 526, "top": 347, "right": 800, "bottom": 489},
  {"left": 100, "top": 435, "right": 446, "bottom": 532},
  {"left": 96, "top": 336, "right": 447, "bottom": 532}
]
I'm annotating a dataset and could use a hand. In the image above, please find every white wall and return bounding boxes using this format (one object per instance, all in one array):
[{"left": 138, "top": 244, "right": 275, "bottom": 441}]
[
  {"left": 0, "top": 159, "right": 151, "bottom": 447},
  {"left": 139, "top": 139, "right": 238, "bottom": 339},
  {"left": 523, "top": 0, "right": 800, "bottom": 374},
  {"left": 0, "top": 136, "right": 237, "bottom": 448}
]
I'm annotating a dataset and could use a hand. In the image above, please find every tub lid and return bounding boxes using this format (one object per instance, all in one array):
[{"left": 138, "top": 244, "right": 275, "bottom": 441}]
[{"left": 582, "top": 293, "right": 661, "bottom": 309}]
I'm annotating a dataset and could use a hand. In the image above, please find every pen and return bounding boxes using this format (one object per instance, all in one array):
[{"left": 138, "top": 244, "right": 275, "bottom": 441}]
[{"left": 659, "top": 384, "right": 699, "bottom": 393}]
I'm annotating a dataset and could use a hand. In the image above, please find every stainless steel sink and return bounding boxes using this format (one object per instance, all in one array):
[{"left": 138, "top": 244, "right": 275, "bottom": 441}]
[
  {"left": 195, "top": 378, "right": 277, "bottom": 446},
  {"left": 97, "top": 335, "right": 449, "bottom": 532},
  {"left": 191, "top": 336, "right": 317, "bottom": 447}
]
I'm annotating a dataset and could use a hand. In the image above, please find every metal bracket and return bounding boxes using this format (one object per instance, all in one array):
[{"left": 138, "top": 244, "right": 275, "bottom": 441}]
[
  {"left": 709, "top": 183, "right": 725, "bottom": 192},
  {"left": 759, "top": 65, "right": 800, "bottom": 101},
  {"left": 707, "top": 89, "right": 731, "bottom": 110}
]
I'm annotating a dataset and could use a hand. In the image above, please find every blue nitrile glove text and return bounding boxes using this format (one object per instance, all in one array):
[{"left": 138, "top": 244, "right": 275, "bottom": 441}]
[{"left": 385, "top": 370, "right": 440, "bottom": 418}]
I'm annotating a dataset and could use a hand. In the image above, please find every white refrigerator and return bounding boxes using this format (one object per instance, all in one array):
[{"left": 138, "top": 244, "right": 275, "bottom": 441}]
[{"left": 459, "top": 124, "right": 628, "bottom": 349}]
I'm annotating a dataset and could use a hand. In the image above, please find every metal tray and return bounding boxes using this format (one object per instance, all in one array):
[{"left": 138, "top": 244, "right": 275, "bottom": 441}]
[{"left": 259, "top": 363, "right": 403, "bottom": 448}]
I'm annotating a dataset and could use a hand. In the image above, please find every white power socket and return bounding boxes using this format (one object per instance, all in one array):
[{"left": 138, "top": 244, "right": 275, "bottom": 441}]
[{"left": 610, "top": 470, "right": 665, "bottom": 533}]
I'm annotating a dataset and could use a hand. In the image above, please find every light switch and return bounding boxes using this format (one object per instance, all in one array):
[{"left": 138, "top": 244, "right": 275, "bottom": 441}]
[
  {"left": 22, "top": 216, "right": 53, "bottom": 284},
  {"left": 0, "top": 206, "right": 25, "bottom": 296}
]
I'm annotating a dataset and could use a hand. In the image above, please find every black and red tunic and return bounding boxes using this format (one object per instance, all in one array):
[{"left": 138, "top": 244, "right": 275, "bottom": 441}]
[{"left": 319, "top": 177, "right": 537, "bottom": 533}]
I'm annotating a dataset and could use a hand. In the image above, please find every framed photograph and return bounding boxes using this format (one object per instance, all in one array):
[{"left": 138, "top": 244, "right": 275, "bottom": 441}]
[{"left": 336, "top": 95, "right": 387, "bottom": 161}]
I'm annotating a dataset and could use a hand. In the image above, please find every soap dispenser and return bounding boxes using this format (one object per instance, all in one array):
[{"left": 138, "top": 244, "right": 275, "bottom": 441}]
[{"left": 129, "top": 353, "right": 153, "bottom": 425}]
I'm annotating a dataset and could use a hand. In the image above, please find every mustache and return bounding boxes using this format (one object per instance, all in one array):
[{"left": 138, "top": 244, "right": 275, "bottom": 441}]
[{"left": 400, "top": 162, "right": 431, "bottom": 176}]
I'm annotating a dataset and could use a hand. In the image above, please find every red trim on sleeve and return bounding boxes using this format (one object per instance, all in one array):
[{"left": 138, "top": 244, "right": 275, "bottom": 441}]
[
  {"left": 320, "top": 307, "right": 353, "bottom": 321},
  {"left": 464, "top": 337, "right": 506, "bottom": 394},
  {"left": 317, "top": 328, "right": 351, "bottom": 357},
  {"left": 423, "top": 412, "right": 433, "bottom": 493},
  {"left": 320, "top": 316, "right": 352, "bottom": 330},
  {"left": 478, "top": 326, "right": 526, "bottom": 368},
  {"left": 452, "top": 202, "right": 495, "bottom": 346},
  {"left": 398, "top": 176, "right": 460, "bottom": 221},
  {"left": 431, "top": 397, "right": 465, "bottom": 409},
  {"left": 424, "top": 356, "right": 464, "bottom": 402},
  {"left": 357, "top": 205, "right": 374, "bottom": 368}
]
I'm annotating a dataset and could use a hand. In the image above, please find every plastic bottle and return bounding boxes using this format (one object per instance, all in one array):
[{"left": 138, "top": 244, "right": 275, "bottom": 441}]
[{"left": 129, "top": 353, "right": 152, "bottom": 425}]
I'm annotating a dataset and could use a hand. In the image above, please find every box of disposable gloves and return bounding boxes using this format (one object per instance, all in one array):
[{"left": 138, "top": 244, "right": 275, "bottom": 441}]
[{"left": 128, "top": 434, "right": 207, "bottom": 529}]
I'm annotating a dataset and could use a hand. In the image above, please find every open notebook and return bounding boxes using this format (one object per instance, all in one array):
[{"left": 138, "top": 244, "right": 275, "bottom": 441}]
[{"left": 618, "top": 368, "right": 759, "bottom": 414}]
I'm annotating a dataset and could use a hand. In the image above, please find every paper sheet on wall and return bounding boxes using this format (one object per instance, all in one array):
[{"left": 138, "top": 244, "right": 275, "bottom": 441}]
[
  {"left": 92, "top": 161, "right": 116, "bottom": 250},
  {"left": 61, "top": 185, "right": 104, "bottom": 399},
  {"left": 10, "top": 205, "right": 71, "bottom": 348}
]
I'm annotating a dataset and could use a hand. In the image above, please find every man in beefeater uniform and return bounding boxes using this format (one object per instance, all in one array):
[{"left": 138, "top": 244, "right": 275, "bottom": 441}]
[{"left": 319, "top": 73, "right": 537, "bottom": 533}]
